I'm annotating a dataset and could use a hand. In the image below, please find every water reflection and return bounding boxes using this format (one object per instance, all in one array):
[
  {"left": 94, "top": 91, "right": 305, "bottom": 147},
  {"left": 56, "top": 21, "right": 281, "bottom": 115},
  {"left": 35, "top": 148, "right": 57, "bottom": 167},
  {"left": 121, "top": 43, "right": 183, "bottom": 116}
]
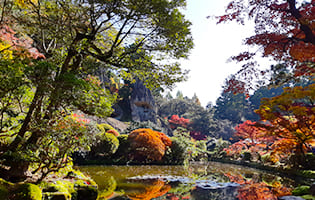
[{"left": 78, "top": 162, "right": 295, "bottom": 200}]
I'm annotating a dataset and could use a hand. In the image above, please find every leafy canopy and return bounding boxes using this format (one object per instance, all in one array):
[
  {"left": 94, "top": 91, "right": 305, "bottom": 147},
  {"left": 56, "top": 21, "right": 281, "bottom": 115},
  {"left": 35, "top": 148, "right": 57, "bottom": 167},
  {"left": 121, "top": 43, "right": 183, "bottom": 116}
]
[{"left": 217, "top": 0, "right": 315, "bottom": 93}]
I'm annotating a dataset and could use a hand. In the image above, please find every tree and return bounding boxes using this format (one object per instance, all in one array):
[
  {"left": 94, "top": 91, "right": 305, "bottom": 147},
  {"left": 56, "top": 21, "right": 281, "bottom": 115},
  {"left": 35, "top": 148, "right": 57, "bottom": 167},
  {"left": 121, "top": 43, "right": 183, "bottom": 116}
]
[
  {"left": 0, "top": 0, "right": 193, "bottom": 181},
  {"left": 217, "top": 0, "right": 315, "bottom": 93},
  {"left": 8, "top": 0, "right": 193, "bottom": 89},
  {"left": 255, "top": 83, "right": 315, "bottom": 167},
  {"left": 234, "top": 120, "right": 261, "bottom": 144},
  {"left": 214, "top": 85, "right": 251, "bottom": 124}
]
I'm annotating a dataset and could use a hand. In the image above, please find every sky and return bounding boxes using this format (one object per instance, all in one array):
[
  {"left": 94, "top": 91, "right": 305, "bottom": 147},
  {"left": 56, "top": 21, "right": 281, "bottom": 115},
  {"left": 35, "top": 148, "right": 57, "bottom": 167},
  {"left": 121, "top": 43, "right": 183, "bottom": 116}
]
[{"left": 167, "top": 0, "right": 262, "bottom": 107}]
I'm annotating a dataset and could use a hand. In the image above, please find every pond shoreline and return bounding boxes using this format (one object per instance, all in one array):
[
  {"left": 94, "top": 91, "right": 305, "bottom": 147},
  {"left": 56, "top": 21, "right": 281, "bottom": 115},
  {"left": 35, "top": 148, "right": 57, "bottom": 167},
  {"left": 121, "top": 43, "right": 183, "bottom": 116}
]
[{"left": 209, "top": 158, "right": 315, "bottom": 185}]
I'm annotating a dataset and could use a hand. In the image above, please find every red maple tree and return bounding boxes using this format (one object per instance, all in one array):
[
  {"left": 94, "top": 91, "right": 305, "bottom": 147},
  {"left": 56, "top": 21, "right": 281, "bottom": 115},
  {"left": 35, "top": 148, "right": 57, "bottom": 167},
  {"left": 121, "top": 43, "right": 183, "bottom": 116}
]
[
  {"left": 217, "top": 0, "right": 315, "bottom": 93},
  {"left": 168, "top": 115, "right": 190, "bottom": 130}
]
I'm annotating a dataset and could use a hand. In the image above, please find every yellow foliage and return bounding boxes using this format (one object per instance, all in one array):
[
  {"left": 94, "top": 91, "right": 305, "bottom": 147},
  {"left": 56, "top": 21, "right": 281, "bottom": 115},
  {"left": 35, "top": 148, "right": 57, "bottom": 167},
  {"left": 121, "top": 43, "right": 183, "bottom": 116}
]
[{"left": 14, "top": 0, "right": 38, "bottom": 8}]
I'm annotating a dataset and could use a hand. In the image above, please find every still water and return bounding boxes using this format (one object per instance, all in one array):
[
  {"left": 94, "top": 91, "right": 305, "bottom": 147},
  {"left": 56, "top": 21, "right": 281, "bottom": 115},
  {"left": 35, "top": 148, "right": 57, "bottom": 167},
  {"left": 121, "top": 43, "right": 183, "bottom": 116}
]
[{"left": 78, "top": 162, "right": 298, "bottom": 200}]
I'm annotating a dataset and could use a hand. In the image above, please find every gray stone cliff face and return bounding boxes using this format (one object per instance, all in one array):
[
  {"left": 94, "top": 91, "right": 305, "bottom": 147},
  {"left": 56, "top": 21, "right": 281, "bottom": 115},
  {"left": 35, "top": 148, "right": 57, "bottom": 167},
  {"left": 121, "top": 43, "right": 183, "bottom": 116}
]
[{"left": 130, "top": 80, "right": 157, "bottom": 123}]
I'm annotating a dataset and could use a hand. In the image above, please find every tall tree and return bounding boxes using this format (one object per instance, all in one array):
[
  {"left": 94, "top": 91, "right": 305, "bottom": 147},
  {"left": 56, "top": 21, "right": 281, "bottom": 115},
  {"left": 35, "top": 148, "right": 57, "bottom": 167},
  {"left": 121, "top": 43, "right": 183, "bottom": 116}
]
[
  {"left": 0, "top": 0, "right": 193, "bottom": 181},
  {"left": 217, "top": 0, "right": 315, "bottom": 93}
]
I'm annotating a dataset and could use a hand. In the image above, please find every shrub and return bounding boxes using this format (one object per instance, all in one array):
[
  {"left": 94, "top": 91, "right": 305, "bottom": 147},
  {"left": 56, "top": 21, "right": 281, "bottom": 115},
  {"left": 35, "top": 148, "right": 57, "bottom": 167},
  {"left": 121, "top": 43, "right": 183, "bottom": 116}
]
[
  {"left": 97, "top": 123, "right": 120, "bottom": 136},
  {"left": 164, "top": 128, "right": 209, "bottom": 164},
  {"left": 163, "top": 138, "right": 188, "bottom": 164},
  {"left": 112, "top": 134, "right": 131, "bottom": 163},
  {"left": 92, "top": 132, "right": 119, "bottom": 157},
  {"left": 127, "top": 128, "right": 171, "bottom": 163}
]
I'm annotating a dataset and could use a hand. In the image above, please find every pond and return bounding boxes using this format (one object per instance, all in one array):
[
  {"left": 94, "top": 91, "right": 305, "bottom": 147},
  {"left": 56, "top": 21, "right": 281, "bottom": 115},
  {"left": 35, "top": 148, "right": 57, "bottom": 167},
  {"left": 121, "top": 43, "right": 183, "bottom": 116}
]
[{"left": 78, "top": 161, "right": 298, "bottom": 200}]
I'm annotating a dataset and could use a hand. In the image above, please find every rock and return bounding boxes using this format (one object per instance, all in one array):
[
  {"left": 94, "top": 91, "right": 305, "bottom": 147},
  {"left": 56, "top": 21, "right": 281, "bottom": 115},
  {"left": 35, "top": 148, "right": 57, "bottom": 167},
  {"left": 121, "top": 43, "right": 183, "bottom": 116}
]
[
  {"left": 130, "top": 79, "right": 157, "bottom": 123},
  {"left": 191, "top": 184, "right": 239, "bottom": 200},
  {"left": 103, "top": 117, "right": 129, "bottom": 133},
  {"left": 278, "top": 196, "right": 306, "bottom": 200}
]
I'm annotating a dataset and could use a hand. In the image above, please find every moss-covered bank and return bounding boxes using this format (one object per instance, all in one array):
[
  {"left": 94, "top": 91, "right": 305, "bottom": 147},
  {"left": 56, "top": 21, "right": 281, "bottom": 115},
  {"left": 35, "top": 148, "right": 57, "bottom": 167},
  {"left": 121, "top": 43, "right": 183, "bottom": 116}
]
[{"left": 0, "top": 169, "right": 98, "bottom": 200}]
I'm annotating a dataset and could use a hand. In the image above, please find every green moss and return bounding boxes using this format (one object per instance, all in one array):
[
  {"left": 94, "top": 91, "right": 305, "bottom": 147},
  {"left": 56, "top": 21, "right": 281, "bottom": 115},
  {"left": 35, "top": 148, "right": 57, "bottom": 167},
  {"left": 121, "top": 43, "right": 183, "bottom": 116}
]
[
  {"left": 15, "top": 183, "right": 42, "bottom": 200},
  {"left": 302, "top": 195, "right": 315, "bottom": 200},
  {"left": 42, "top": 182, "right": 71, "bottom": 200},
  {"left": 0, "top": 184, "right": 9, "bottom": 199},
  {"left": 292, "top": 185, "right": 310, "bottom": 196},
  {"left": 97, "top": 124, "right": 117, "bottom": 133},
  {"left": 0, "top": 178, "right": 14, "bottom": 199}
]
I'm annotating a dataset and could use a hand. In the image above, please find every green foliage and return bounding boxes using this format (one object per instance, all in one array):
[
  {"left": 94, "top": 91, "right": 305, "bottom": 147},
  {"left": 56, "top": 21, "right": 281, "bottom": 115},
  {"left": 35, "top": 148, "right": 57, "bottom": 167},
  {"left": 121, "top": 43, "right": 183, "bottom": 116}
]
[
  {"left": 123, "top": 121, "right": 165, "bottom": 134},
  {"left": 15, "top": 183, "right": 42, "bottom": 200},
  {"left": 92, "top": 132, "right": 119, "bottom": 157},
  {"left": 163, "top": 138, "right": 188, "bottom": 165},
  {"left": 97, "top": 124, "right": 115, "bottom": 133},
  {"left": 158, "top": 97, "right": 218, "bottom": 137},
  {"left": 164, "top": 128, "right": 209, "bottom": 164},
  {"left": 0, "top": 0, "right": 194, "bottom": 182},
  {"left": 112, "top": 134, "right": 131, "bottom": 163},
  {"left": 292, "top": 185, "right": 310, "bottom": 196}
]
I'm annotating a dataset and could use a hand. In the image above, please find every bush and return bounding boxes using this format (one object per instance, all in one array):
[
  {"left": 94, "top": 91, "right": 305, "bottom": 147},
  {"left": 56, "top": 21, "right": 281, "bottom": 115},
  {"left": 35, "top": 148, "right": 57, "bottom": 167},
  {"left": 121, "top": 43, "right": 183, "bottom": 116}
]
[
  {"left": 292, "top": 185, "right": 310, "bottom": 196},
  {"left": 112, "top": 134, "right": 131, "bottom": 163},
  {"left": 163, "top": 138, "right": 188, "bottom": 164},
  {"left": 164, "top": 128, "right": 209, "bottom": 164},
  {"left": 97, "top": 123, "right": 120, "bottom": 136},
  {"left": 91, "top": 132, "right": 119, "bottom": 157},
  {"left": 127, "top": 128, "right": 172, "bottom": 163}
]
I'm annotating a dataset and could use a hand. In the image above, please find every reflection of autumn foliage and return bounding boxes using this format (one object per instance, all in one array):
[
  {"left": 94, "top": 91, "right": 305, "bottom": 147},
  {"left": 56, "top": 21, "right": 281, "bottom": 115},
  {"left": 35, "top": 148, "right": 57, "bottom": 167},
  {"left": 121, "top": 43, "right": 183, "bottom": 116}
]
[
  {"left": 237, "top": 182, "right": 291, "bottom": 200},
  {"left": 128, "top": 128, "right": 172, "bottom": 162},
  {"left": 168, "top": 115, "right": 190, "bottom": 130},
  {"left": 127, "top": 179, "right": 171, "bottom": 200},
  {"left": 224, "top": 172, "right": 292, "bottom": 200}
]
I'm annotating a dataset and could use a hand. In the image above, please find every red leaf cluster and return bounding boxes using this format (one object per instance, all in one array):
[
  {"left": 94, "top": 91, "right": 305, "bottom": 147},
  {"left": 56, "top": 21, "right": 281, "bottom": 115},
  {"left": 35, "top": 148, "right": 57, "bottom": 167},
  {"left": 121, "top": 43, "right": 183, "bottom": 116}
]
[
  {"left": 168, "top": 115, "right": 190, "bottom": 130},
  {"left": 217, "top": 0, "right": 315, "bottom": 93},
  {"left": 0, "top": 25, "right": 45, "bottom": 59}
]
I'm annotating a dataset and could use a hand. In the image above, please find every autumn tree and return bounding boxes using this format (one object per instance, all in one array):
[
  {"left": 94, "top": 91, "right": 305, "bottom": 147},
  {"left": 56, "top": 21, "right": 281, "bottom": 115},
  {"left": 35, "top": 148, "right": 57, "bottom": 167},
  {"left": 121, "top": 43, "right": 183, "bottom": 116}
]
[
  {"left": 217, "top": 0, "right": 315, "bottom": 93},
  {"left": 255, "top": 83, "right": 315, "bottom": 167},
  {"left": 0, "top": 0, "right": 193, "bottom": 181}
]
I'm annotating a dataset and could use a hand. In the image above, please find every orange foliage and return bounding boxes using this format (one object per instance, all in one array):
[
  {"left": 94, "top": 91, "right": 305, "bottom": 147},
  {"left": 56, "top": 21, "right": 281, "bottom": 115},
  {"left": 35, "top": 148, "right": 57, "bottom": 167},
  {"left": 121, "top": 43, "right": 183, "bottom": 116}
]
[
  {"left": 128, "top": 128, "right": 172, "bottom": 162},
  {"left": 256, "top": 83, "right": 315, "bottom": 164},
  {"left": 127, "top": 179, "right": 171, "bottom": 200}
]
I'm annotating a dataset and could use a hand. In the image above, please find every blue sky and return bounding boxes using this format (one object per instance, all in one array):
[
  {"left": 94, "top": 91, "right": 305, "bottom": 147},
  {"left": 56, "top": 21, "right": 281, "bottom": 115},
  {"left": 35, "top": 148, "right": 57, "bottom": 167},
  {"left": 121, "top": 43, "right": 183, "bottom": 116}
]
[{"left": 168, "top": 0, "right": 261, "bottom": 106}]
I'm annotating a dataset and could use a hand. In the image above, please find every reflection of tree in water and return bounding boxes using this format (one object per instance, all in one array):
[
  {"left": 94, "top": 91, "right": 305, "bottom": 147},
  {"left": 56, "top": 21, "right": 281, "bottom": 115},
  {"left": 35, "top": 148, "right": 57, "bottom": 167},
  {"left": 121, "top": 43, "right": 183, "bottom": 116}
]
[
  {"left": 224, "top": 172, "right": 292, "bottom": 200},
  {"left": 124, "top": 179, "right": 170, "bottom": 200}
]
